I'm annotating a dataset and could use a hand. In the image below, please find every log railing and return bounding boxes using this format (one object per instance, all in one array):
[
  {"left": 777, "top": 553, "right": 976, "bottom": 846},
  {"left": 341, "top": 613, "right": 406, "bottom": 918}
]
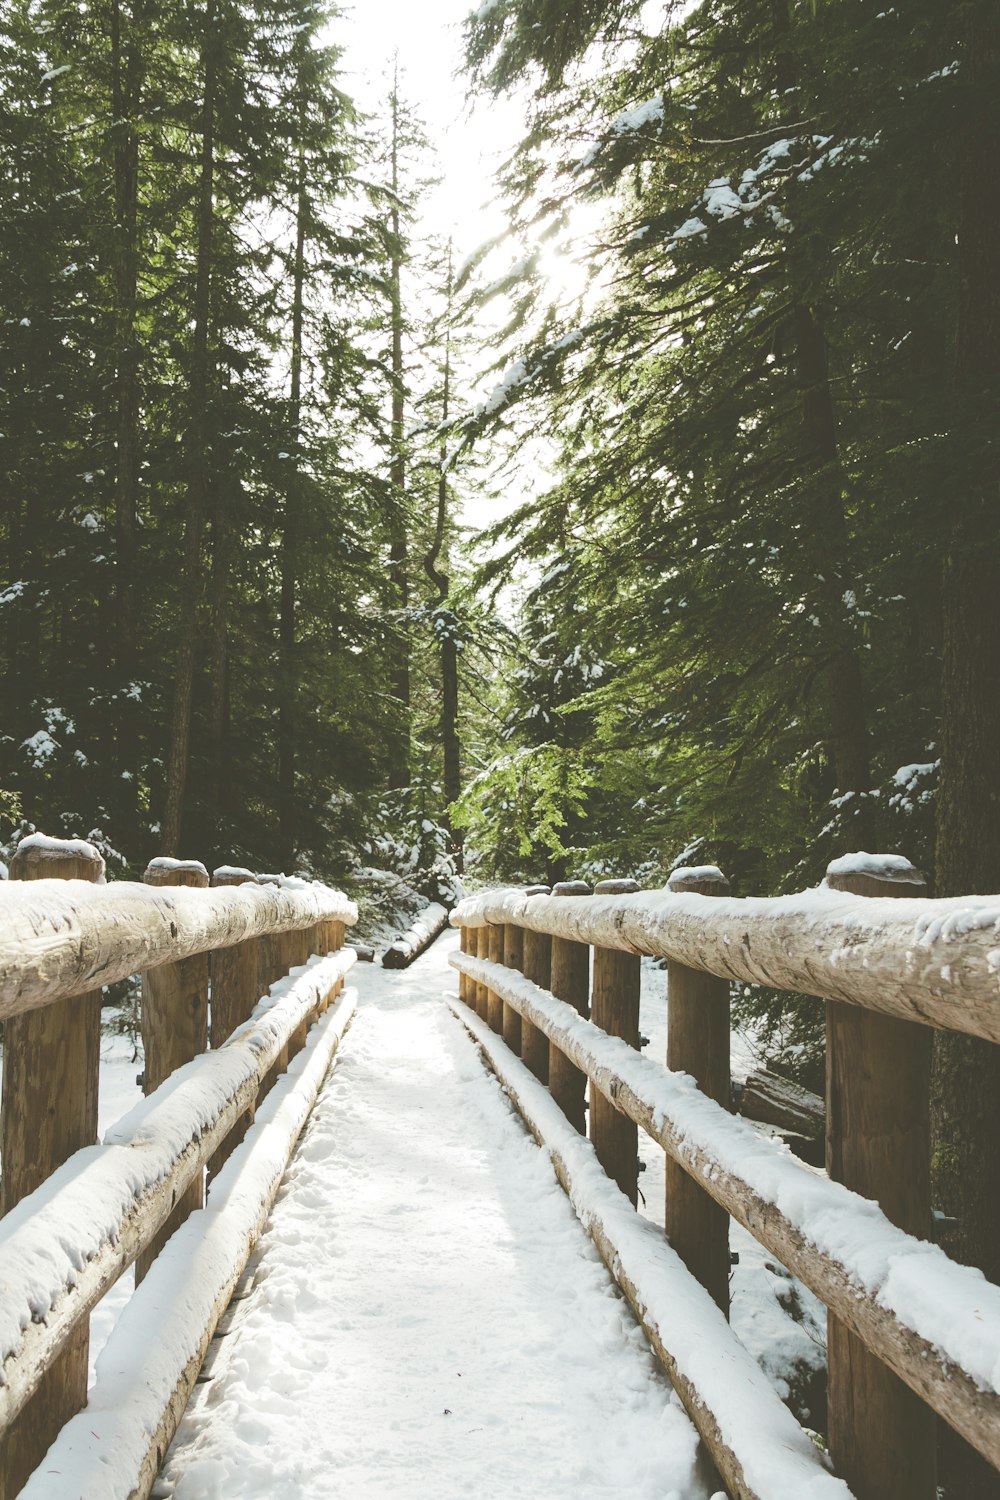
[
  {"left": 0, "top": 836, "right": 357, "bottom": 1500},
  {"left": 450, "top": 856, "right": 1000, "bottom": 1500}
]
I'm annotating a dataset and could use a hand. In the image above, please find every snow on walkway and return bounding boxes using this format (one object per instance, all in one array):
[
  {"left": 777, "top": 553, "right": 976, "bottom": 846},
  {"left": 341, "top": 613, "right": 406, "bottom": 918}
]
[{"left": 156, "top": 932, "right": 712, "bottom": 1500}]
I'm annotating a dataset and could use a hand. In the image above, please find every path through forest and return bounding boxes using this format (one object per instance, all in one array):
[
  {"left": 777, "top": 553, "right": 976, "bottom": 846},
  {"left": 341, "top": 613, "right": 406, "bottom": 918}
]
[{"left": 155, "top": 933, "right": 714, "bottom": 1499}]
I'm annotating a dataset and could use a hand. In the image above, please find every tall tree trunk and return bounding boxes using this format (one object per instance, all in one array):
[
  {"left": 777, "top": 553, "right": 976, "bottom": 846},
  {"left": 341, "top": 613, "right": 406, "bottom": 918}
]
[
  {"left": 772, "top": 0, "right": 873, "bottom": 845},
  {"left": 932, "top": 9, "right": 1000, "bottom": 1494},
  {"left": 388, "top": 76, "right": 410, "bottom": 789},
  {"left": 110, "top": 0, "right": 143, "bottom": 846},
  {"left": 278, "top": 140, "right": 307, "bottom": 874},
  {"left": 207, "top": 493, "right": 230, "bottom": 865},
  {"left": 161, "top": 0, "right": 217, "bottom": 855},
  {"left": 423, "top": 244, "right": 463, "bottom": 872},
  {"left": 793, "top": 295, "right": 873, "bottom": 849}
]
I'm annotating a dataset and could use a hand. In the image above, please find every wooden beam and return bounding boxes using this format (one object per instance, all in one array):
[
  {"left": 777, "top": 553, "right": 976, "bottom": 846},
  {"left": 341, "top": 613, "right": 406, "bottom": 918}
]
[
  {"left": 450, "top": 880, "right": 1000, "bottom": 1042},
  {"left": 824, "top": 858, "right": 935, "bottom": 1500},
  {"left": 136, "top": 859, "right": 210, "bottom": 1283},
  {"left": 207, "top": 867, "right": 260, "bottom": 1186},
  {"left": 0, "top": 950, "right": 356, "bottom": 1443},
  {"left": 450, "top": 999, "right": 853, "bottom": 1500},
  {"left": 590, "top": 879, "right": 641, "bottom": 1201},
  {"left": 0, "top": 838, "right": 103, "bottom": 1500},
  {"left": 665, "top": 867, "right": 731, "bottom": 1314},
  {"left": 487, "top": 922, "right": 505, "bottom": 1033},
  {"left": 548, "top": 918, "right": 590, "bottom": 1134},
  {"left": 449, "top": 948, "right": 1000, "bottom": 1472},
  {"left": 502, "top": 923, "right": 524, "bottom": 1053},
  {"left": 1, "top": 880, "right": 357, "bottom": 1021},
  {"left": 521, "top": 912, "right": 554, "bottom": 1083}
]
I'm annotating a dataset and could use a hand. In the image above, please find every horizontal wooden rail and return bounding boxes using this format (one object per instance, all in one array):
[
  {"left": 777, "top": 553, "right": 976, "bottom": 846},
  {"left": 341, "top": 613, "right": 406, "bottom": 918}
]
[
  {"left": 451, "top": 884, "right": 1000, "bottom": 1041},
  {"left": 451, "top": 949, "right": 1000, "bottom": 1474},
  {"left": 0, "top": 949, "right": 356, "bottom": 1437},
  {"left": 0, "top": 880, "right": 358, "bottom": 1019},
  {"left": 18, "top": 990, "right": 357, "bottom": 1500},
  {"left": 449, "top": 999, "right": 854, "bottom": 1500}
]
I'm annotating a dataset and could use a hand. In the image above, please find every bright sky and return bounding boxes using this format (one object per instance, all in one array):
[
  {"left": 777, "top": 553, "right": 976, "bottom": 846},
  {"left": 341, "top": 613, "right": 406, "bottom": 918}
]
[
  {"left": 338, "top": 0, "right": 522, "bottom": 269},
  {"left": 337, "top": 0, "right": 556, "bottom": 541}
]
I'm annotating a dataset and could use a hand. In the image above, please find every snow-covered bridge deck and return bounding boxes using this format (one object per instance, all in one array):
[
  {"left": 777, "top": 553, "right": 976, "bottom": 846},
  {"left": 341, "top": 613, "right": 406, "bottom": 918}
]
[{"left": 156, "top": 934, "right": 710, "bottom": 1500}]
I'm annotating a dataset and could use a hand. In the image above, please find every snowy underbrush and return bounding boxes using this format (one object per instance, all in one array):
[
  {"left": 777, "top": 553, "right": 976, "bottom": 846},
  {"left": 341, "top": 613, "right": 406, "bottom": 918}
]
[
  {"left": 348, "top": 784, "right": 464, "bottom": 946},
  {"left": 346, "top": 866, "right": 442, "bottom": 949}
]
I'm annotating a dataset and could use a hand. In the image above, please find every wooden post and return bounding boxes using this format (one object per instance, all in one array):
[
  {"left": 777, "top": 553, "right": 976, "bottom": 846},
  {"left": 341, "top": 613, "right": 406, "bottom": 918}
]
[
  {"left": 136, "top": 857, "right": 210, "bottom": 1283},
  {"left": 548, "top": 882, "right": 592, "bottom": 1135},
  {"left": 208, "top": 866, "right": 259, "bottom": 1186},
  {"left": 324, "top": 918, "right": 345, "bottom": 1010},
  {"left": 589, "top": 879, "right": 641, "bottom": 1202},
  {"left": 824, "top": 856, "right": 935, "bottom": 1500},
  {"left": 255, "top": 872, "right": 285, "bottom": 988},
  {"left": 459, "top": 926, "right": 471, "bottom": 1008},
  {"left": 308, "top": 920, "right": 329, "bottom": 1013},
  {"left": 664, "top": 866, "right": 731, "bottom": 1315},
  {"left": 284, "top": 923, "right": 312, "bottom": 1058},
  {"left": 521, "top": 884, "right": 557, "bottom": 1082},
  {"left": 474, "top": 924, "right": 490, "bottom": 1020},
  {"left": 0, "top": 836, "right": 104, "bottom": 1500},
  {"left": 502, "top": 921, "right": 524, "bottom": 1053},
  {"left": 487, "top": 922, "right": 505, "bottom": 1033}
]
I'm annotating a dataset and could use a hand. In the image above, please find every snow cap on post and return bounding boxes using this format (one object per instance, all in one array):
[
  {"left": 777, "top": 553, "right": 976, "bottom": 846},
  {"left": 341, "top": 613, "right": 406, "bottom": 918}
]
[
  {"left": 594, "top": 878, "right": 640, "bottom": 895},
  {"left": 212, "top": 865, "right": 257, "bottom": 886},
  {"left": 144, "top": 857, "right": 209, "bottom": 888},
  {"left": 667, "top": 865, "right": 729, "bottom": 894},
  {"left": 826, "top": 852, "right": 925, "bottom": 892},
  {"left": 552, "top": 880, "right": 592, "bottom": 896},
  {"left": 523, "top": 884, "right": 550, "bottom": 896},
  {"left": 10, "top": 834, "right": 105, "bottom": 883}
]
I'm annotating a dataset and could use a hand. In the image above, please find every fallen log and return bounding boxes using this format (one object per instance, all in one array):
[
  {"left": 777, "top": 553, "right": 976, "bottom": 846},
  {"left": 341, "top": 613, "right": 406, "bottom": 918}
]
[
  {"left": 737, "top": 1068, "right": 824, "bottom": 1139},
  {"left": 381, "top": 902, "right": 449, "bottom": 968}
]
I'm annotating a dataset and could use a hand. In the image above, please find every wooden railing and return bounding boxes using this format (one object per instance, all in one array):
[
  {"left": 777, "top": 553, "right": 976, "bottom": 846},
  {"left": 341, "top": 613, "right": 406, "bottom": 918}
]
[
  {"left": 450, "top": 857, "right": 1000, "bottom": 1500},
  {"left": 0, "top": 836, "right": 357, "bottom": 1500}
]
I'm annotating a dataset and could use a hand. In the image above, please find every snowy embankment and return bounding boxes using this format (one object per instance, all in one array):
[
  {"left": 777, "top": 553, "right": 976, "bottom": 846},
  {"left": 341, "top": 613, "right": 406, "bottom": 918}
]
[{"left": 157, "top": 934, "right": 712, "bottom": 1500}]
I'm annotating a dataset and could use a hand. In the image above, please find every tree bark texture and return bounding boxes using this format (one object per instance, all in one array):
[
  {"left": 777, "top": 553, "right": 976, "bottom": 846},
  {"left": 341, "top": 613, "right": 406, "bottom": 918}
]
[
  {"left": 932, "top": 39, "right": 1000, "bottom": 1499},
  {"left": 162, "top": 0, "right": 217, "bottom": 853}
]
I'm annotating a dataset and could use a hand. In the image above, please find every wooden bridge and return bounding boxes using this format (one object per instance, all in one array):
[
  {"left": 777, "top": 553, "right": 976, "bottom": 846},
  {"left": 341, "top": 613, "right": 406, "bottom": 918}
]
[{"left": 1, "top": 840, "right": 1000, "bottom": 1499}]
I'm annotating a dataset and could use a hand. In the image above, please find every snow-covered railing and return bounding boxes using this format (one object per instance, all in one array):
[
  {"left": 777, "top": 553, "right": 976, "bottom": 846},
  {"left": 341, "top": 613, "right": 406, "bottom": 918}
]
[
  {"left": 450, "top": 857, "right": 1000, "bottom": 1500},
  {"left": 0, "top": 838, "right": 357, "bottom": 1500}
]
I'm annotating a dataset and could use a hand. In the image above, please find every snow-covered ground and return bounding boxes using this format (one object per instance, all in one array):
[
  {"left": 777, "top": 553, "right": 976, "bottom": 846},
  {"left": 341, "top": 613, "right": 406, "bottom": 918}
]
[{"left": 155, "top": 934, "right": 716, "bottom": 1500}]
